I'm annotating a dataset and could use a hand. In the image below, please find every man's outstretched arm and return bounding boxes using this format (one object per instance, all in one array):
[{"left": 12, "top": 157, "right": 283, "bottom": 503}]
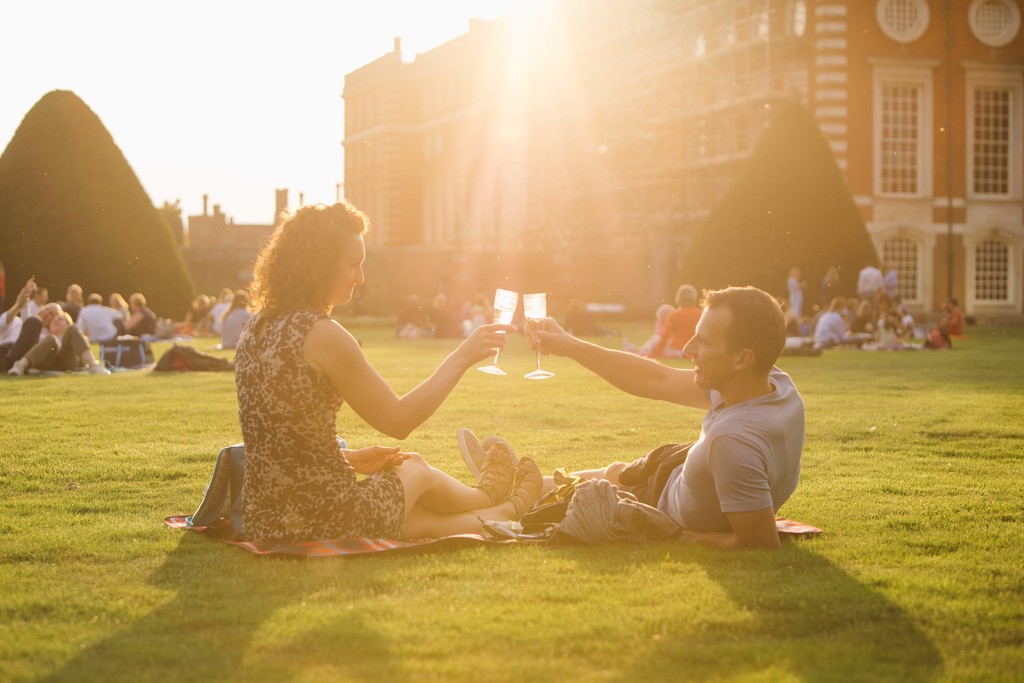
[{"left": 530, "top": 317, "right": 710, "bottom": 410}]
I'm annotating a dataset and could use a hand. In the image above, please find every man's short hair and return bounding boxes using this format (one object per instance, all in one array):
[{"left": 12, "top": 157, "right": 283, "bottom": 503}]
[
  {"left": 702, "top": 286, "right": 786, "bottom": 373},
  {"left": 87, "top": 293, "right": 103, "bottom": 305}
]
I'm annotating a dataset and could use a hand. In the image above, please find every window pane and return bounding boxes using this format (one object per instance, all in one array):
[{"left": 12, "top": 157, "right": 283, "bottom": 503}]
[
  {"left": 881, "top": 84, "right": 920, "bottom": 194},
  {"left": 973, "top": 88, "right": 1011, "bottom": 195},
  {"left": 883, "top": 237, "right": 919, "bottom": 301},
  {"left": 975, "top": 240, "right": 1009, "bottom": 301}
]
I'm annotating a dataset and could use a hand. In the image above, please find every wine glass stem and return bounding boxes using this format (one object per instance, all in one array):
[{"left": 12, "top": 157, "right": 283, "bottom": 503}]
[
  {"left": 492, "top": 348, "right": 501, "bottom": 366},
  {"left": 535, "top": 347, "right": 542, "bottom": 371}
]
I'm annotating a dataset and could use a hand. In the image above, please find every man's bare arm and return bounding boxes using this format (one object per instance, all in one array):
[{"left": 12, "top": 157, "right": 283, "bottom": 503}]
[
  {"left": 532, "top": 318, "right": 710, "bottom": 409},
  {"left": 679, "top": 507, "right": 781, "bottom": 550}
]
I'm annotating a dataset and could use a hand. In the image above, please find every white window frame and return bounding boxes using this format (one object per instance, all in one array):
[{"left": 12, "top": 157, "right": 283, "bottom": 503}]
[
  {"left": 882, "top": 234, "right": 924, "bottom": 305},
  {"left": 965, "top": 230, "right": 1020, "bottom": 309},
  {"left": 968, "top": 0, "right": 1022, "bottom": 48},
  {"left": 876, "top": 0, "right": 931, "bottom": 43},
  {"left": 966, "top": 68, "right": 1024, "bottom": 201},
  {"left": 872, "top": 63, "right": 935, "bottom": 198}
]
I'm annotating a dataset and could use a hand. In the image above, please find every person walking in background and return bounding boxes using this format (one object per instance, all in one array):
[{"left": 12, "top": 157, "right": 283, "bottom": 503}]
[
  {"left": 883, "top": 261, "right": 900, "bottom": 301},
  {"left": 857, "top": 261, "right": 884, "bottom": 309},
  {"left": 0, "top": 260, "right": 6, "bottom": 311},
  {"left": 787, "top": 267, "right": 805, "bottom": 320},
  {"left": 235, "top": 202, "right": 542, "bottom": 544}
]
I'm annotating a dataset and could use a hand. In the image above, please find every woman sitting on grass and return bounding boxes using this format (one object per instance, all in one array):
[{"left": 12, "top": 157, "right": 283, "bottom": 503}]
[
  {"left": 236, "top": 202, "right": 542, "bottom": 544},
  {"left": 7, "top": 309, "right": 110, "bottom": 376}
]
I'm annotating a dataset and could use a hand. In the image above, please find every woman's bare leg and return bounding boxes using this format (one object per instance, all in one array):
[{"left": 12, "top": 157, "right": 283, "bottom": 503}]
[
  {"left": 400, "top": 500, "right": 519, "bottom": 539},
  {"left": 393, "top": 454, "right": 493, "bottom": 515}
]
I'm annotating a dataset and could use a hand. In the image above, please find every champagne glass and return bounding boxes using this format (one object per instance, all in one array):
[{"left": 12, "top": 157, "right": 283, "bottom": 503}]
[
  {"left": 523, "top": 293, "right": 554, "bottom": 380},
  {"left": 477, "top": 288, "right": 519, "bottom": 375}
]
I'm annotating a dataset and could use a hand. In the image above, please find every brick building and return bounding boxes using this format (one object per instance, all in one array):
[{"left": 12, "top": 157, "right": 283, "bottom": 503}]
[
  {"left": 181, "top": 190, "right": 287, "bottom": 294},
  {"left": 345, "top": 0, "right": 1023, "bottom": 319}
]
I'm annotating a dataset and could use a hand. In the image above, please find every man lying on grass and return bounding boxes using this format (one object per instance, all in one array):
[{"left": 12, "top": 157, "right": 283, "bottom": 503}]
[{"left": 530, "top": 286, "right": 804, "bottom": 550}]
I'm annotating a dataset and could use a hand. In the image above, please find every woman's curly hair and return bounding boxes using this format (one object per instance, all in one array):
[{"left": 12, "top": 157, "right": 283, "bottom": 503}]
[{"left": 249, "top": 202, "right": 368, "bottom": 314}]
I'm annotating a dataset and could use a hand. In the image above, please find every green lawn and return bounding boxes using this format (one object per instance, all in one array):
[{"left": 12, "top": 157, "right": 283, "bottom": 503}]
[{"left": 1, "top": 322, "right": 1022, "bottom": 682}]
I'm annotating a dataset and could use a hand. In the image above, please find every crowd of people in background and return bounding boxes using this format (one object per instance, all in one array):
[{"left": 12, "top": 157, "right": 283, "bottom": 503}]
[
  {"left": 1, "top": 254, "right": 970, "bottom": 380},
  {"left": 785, "top": 260, "right": 965, "bottom": 351},
  {"left": 0, "top": 271, "right": 257, "bottom": 377},
  {"left": 395, "top": 292, "right": 504, "bottom": 340}
]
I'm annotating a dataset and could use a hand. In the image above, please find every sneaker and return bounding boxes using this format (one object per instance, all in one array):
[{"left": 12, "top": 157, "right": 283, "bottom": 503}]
[
  {"left": 7, "top": 358, "right": 27, "bottom": 376},
  {"left": 509, "top": 458, "right": 544, "bottom": 519},
  {"left": 458, "top": 428, "right": 518, "bottom": 482},
  {"left": 475, "top": 446, "right": 517, "bottom": 507},
  {"left": 89, "top": 363, "right": 111, "bottom": 375}
]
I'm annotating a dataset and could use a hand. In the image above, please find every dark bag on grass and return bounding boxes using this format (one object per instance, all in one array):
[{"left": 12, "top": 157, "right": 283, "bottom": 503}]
[
  {"left": 99, "top": 337, "right": 154, "bottom": 368},
  {"left": 154, "top": 344, "right": 233, "bottom": 372}
]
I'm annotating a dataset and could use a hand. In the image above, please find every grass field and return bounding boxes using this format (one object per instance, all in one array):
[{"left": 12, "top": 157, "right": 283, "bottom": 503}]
[{"left": 1, "top": 321, "right": 1022, "bottom": 682}]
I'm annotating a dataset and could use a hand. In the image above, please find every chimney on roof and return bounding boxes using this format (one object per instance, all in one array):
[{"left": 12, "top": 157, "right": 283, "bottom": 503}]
[
  {"left": 202, "top": 194, "right": 209, "bottom": 216},
  {"left": 275, "top": 188, "right": 288, "bottom": 224},
  {"left": 299, "top": 192, "right": 304, "bottom": 207},
  {"left": 393, "top": 36, "right": 401, "bottom": 54}
]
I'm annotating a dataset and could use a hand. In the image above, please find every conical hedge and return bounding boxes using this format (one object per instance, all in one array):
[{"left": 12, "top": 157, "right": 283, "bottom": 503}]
[
  {"left": 0, "top": 90, "right": 195, "bottom": 316},
  {"left": 680, "top": 100, "right": 877, "bottom": 305}
]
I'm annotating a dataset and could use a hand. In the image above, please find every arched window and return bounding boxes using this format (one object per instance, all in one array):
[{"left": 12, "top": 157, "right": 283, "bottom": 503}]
[
  {"left": 883, "top": 236, "right": 919, "bottom": 302},
  {"left": 975, "top": 239, "right": 1009, "bottom": 302}
]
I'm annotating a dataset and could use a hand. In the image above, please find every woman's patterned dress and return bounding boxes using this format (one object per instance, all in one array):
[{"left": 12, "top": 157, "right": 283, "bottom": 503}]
[{"left": 235, "top": 310, "right": 405, "bottom": 542}]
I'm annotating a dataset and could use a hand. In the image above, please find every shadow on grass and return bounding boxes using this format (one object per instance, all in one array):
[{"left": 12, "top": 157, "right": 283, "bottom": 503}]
[
  {"left": 36, "top": 534, "right": 404, "bottom": 683},
  {"left": 562, "top": 540, "right": 943, "bottom": 682}
]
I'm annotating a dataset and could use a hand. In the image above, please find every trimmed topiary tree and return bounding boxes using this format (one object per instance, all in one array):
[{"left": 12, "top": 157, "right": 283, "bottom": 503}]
[
  {"left": 0, "top": 90, "right": 195, "bottom": 316},
  {"left": 679, "top": 100, "right": 877, "bottom": 307}
]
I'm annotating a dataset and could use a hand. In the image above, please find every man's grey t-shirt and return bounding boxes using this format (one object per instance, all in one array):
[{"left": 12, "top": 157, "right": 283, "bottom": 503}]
[{"left": 659, "top": 368, "right": 805, "bottom": 532}]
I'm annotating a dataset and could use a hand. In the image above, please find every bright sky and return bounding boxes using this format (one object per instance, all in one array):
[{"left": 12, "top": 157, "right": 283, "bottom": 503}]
[{"left": 1, "top": 1, "right": 512, "bottom": 225}]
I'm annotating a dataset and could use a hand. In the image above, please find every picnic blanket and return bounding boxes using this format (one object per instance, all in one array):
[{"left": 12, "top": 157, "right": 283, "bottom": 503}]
[
  {"left": 163, "top": 515, "right": 512, "bottom": 556},
  {"left": 167, "top": 441, "right": 821, "bottom": 557},
  {"left": 163, "top": 514, "right": 819, "bottom": 557}
]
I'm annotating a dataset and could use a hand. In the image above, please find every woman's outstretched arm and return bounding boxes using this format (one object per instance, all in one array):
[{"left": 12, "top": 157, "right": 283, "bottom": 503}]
[{"left": 304, "top": 318, "right": 514, "bottom": 439}]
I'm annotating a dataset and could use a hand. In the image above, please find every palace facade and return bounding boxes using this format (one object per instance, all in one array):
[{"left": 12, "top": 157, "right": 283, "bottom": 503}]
[{"left": 343, "top": 0, "right": 1023, "bottom": 319}]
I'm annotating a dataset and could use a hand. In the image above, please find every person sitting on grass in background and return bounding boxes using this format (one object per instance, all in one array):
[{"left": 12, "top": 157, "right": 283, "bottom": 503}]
[
  {"left": 219, "top": 289, "right": 252, "bottom": 350},
  {"left": 108, "top": 292, "right": 130, "bottom": 325},
  {"left": 234, "top": 202, "right": 543, "bottom": 544},
  {"left": 7, "top": 310, "right": 109, "bottom": 376},
  {"left": 396, "top": 294, "right": 432, "bottom": 339},
  {"left": 76, "top": 293, "right": 123, "bottom": 343},
  {"left": 207, "top": 288, "right": 234, "bottom": 337},
  {"left": 175, "top": 294, "right": 213, "bottom": 337},
  {"left": 1, "top": 289, "right": 62, "bottom": 373},
  {"left": 125, "top": 292, "right": 157, "bottom": 337},
  {"left": 60, "top": 284, "right": 85, "bottom": 322},
  {"left": 0, "top": 278, "right": 35, "bottom": 349},
  {"left": 651, "top": 284, "right": 703, "bottom": 358},
  {"left": 509, "top": 286, "right": 804, "bottom": 550},
  {"left": 814, "top": 296, "right": 870, "bottom": 349},
  {"left": 623, "top": 303, "right": 675, "bottom": 357},
  {"left": 21, "top": 285, "right": 49, "bottom": 319},
  {"left": 942, "top": 298, "right": 965, "bottom": 337}
]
